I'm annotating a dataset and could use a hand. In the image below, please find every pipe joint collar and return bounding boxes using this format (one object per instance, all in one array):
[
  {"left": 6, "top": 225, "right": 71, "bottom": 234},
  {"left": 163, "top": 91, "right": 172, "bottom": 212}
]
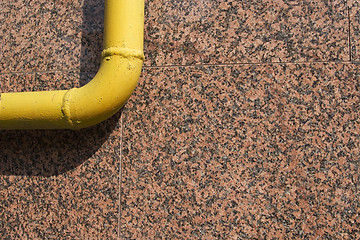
[{"left": 102, "top": 47, "right": 145, "bottom": 61}]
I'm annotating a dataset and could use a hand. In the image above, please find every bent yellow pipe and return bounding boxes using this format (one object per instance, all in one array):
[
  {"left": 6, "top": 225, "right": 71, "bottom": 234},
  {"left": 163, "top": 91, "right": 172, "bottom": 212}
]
[{"left": 0, "top": 0, "right": 144, "bottom": 130}]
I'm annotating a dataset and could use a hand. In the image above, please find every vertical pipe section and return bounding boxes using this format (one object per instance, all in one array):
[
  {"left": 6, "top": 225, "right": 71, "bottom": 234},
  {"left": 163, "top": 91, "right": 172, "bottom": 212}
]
[{"left": 104, "top": 0, "right": 144, "bottom": 51}]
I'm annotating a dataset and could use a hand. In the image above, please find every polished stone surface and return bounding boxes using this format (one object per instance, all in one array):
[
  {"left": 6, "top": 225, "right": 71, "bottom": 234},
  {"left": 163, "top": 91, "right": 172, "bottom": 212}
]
[
  {"left": 143, "top": 0, "right": 350, "bottom": 66},
  {"left": 121, "top": 63, "right": 360, "bottom": 239},
  {"left": 349, "top": 0, "right": 360, "bottom": 61},
  {"left": 0, "top": 1, "right": 119, "bottom": 238},
  {"left": 0, "top": 111, "right": 121, "bottom": 238},
  {"left": 0, "top": 0, "right": 359, "bottom": 239}
]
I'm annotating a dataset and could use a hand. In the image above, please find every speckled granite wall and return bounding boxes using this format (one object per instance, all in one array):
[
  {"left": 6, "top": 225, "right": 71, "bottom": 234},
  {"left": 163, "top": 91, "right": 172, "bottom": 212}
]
[{"left": 0, "top": 0, "right": 359, "bottom": 239}]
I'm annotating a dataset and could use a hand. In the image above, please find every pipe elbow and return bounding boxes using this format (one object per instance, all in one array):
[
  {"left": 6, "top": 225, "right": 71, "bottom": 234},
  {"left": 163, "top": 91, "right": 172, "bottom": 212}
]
[
  {"left": 0, "top": 0, "right": 144, "bottom": 130},
  {"left": 0, "top": 53, "right": 143, "bottom": 130},
  {"left": 62, "top": 52, "right": 143, "bottom": 129}
]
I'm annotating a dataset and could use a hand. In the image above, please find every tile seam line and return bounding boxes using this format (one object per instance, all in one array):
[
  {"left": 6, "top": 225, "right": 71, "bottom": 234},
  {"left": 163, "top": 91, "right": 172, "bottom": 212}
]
[
  {"left": 348, "top": 5, "right": 352, "bottom": 62},
  {"left": 143, "top": 60, "right": 354, "bottom": 69},
  {"left": 118, "top": 112, "right": 123, "bottom": 240},
  {"left": 0, "top": 60, "right": 356, "bottom": 76},
  {"left": 0, "top": 69, "right": 89, "bottom": 76}
]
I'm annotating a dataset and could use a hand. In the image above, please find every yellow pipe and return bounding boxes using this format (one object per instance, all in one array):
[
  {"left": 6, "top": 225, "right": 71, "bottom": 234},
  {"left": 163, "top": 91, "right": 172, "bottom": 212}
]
[{"left": 0, "top": 0, "right": 144, "bottom": 130}]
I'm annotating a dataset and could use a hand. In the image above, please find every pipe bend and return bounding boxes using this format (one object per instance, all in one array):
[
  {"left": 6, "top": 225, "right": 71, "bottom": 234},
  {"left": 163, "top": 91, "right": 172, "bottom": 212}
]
[
  {"left": 0, "top": 0, "right": 144, "bottom": 130},
  {"left": 0, "top": 53, "right": 143, "bottom": 130},
  {"left": 63, "top": 54, "right": 143, "bottom": 129}
]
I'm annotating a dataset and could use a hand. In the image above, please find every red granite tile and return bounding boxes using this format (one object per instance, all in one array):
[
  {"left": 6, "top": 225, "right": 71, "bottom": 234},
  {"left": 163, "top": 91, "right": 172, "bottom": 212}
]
[
  {"left": 0, "top": 71, "right": 122, "bottom": 238},
  {"left": 1, "top": 0, "right": 59, "bottom": 73},
  {"left": 0, "top": 118, "right": 122, "bottom": 239},
  {"left": 0, "top": 1, "right": 8, "bottom": 59},
  {"left": 144, "top": 0, "right": 349, "bottom": 66},
  {"left": 121, "top": 63, "right": 360, "bottom": 239},
  {"left": 0, "top": 71, "right": 81, "bottom": 93},
  {"left": 0, "top": 0, "right": 104, "bottom": 74},
  {"left": 79, "top": 28, "right": 103, "bottom": 73},
  {"left": 0, "top": 0, "right": 121, "bottom": 238},
  {"left": 1, "top": 0, "right": 356, "bottom": 239},
  {"left": 52, "top": 0, "right": 104, "bottom": 73},
  {"left": 349, "top": 0, "right": 360, "bottom": 61},
  {"left": 0, "top": 73, "right": 36, "bottom": 92}
]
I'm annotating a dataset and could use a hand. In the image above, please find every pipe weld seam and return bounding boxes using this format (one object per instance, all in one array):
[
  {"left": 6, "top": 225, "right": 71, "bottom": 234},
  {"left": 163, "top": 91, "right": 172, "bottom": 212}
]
[
  {"left": 61, "top": 89, "right": 74, "bottom": 127},
  {"left": 102, "top": 47, "right": 145, "bottom": 61}
]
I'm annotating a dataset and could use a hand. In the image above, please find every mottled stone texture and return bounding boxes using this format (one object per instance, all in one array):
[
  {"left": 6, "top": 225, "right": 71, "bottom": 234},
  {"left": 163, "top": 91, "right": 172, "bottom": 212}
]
[
  {"left": 0, "top": 0, "right": 120, "bottom": 239},
  {"left": 0, "top": 0, "right": 360, "bottom": 239},
  {"left": 349, "top": 0, "right": 360, "bottom": 61},
  {"left": 121, "top": 64, "right": 360, "bottom": 239},
  {"left": 144, "top": 0, "right": 349, "bottom": 66},
  {"left": 0, "top": 120, "right": 121, "bottom": 239}
]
